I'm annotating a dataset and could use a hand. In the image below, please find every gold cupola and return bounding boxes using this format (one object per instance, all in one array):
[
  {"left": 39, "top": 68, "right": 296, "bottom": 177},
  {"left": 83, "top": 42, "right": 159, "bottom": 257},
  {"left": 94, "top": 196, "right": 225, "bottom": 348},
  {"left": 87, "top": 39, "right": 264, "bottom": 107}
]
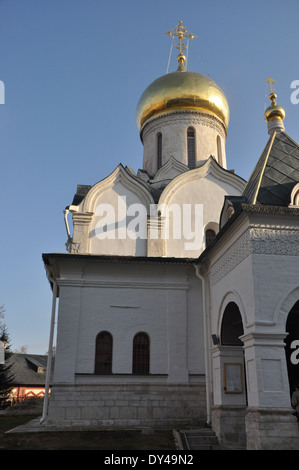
[
  {"left": 264, "top": 92, "right": 286, "bottom": 122},
  {"left": 138, "top": 22, "right": 229, "bottom": 175},
  {"left": 136, "top": 71, "right": 230, "bottom": 133},
  {"left": 136, "top": 21, "right": 229, "bottom": 135}
]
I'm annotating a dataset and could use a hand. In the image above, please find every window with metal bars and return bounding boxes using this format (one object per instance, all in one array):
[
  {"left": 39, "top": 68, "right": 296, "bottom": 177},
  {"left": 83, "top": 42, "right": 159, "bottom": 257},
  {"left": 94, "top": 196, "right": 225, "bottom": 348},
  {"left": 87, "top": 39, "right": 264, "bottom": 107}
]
[
  {"left": 205, "top": 229, "right": 216, "bottom": 247},
  {"left": 217, "top": 135, "right": 222, "bottom": 166},
  {"left": 94, "top": 331, "right": 113, "bottom": 374},
  {"left": 132, "top": 332, "right": 150, "bottom": 374},
  {"left": 187, "top": 127, "right": 195, "bottom": 169},
  {"left": 157, "top": 133, "right": 162, "bottom": 169}
]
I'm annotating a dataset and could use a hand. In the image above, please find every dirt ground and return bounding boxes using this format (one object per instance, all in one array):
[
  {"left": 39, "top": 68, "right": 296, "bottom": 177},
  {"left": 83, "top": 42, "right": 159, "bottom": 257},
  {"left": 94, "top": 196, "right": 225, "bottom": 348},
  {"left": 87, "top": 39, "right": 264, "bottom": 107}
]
[
  {"left": 1, "top": 429, "right": 177, "bottom": 450},
  {"left": 0, "top": 415, "right": 177, "bottom": 450}
]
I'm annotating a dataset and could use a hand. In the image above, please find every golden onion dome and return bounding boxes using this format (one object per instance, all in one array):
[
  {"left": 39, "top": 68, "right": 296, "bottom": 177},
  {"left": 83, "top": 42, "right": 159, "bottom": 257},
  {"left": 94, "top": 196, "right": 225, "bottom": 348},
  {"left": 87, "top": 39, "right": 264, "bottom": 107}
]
[
  {"left": 264, "top": 92, "right": 285, "bottom": 122},
  {"left": 136, "top": 70, "right": 230, "bottom": 133}
]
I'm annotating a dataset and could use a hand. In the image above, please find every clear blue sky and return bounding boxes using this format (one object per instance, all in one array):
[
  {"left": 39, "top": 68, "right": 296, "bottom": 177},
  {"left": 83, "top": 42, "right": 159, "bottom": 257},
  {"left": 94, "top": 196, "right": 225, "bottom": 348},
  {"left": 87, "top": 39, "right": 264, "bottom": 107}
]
[{"left": 0, "top": 0, "right": 299, "bottom": 354}]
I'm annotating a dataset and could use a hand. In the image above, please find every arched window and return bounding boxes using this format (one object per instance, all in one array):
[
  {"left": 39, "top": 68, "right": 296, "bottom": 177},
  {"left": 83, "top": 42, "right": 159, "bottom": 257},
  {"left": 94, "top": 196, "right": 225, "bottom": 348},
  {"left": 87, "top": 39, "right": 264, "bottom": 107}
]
[
  {"left": 95, "top": 331, "right": 113, "bottom": 374},
  {"left": 187, "top": 127, "right": 196, "bottom": 169},
  {"left": 205, "top": 229, "right": 216, "bottom": 247},
  {"left": 157, "top": 133, "right": 162, "bottom": 169},
  {"left": 132, "top": 332, "right": 150, "bottom": 374},
  {"left": 217, "top": 135, "right": 222, "bottom": 166}
]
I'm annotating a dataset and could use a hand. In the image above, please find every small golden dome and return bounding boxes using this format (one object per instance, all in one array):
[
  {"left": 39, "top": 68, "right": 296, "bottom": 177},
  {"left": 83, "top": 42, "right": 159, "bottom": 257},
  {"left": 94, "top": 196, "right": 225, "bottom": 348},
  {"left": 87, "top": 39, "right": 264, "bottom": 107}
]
[
  {"left": 136, "top": 70, "right": 230, "bottom": 132},
  {"left": 264, "top": 92, "right": 285, "bottom": 122}
]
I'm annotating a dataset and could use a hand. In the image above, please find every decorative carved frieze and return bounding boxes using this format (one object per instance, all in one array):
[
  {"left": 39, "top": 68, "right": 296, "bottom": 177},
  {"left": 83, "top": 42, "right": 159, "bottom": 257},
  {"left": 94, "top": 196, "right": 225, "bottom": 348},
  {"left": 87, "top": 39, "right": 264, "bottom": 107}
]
[
  {"left": 210, "top": 226, "right": 299, "bottom": 285},
  {"left": 210, "top": 231, "right": 251, "bottom": 286},
  {"left": 142, "top": 110, "right": 226, "bottom": 141},
  {"left": 250, "top": 227, "right": 299, "bottom": 255}
]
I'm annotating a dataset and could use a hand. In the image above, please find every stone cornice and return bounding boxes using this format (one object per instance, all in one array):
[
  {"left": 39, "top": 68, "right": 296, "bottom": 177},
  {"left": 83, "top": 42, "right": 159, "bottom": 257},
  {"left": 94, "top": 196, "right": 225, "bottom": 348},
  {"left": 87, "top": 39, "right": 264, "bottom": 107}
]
[
  {"left": 56, "top": 278, "right": 189, "bottom": 290},
  {"left": 42, "top": 252, "right": 195, "bottom": 267},
  {"left": 240, "top": 203, "right": 299, "bottom": 216},
  {"left": 72, "top": 212, "right": 94, "bottom": 224}
]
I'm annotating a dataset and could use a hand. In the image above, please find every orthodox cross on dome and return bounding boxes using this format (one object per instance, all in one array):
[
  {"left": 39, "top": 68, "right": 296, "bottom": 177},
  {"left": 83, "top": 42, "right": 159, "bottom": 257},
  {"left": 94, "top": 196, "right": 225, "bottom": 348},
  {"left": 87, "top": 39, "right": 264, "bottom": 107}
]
[
  {"left": 264, "top": 76, "right": 285, "bottom": 128},
  {"left": 265, "top": 76, "right": 280, "bottom": 108},
  {"left": 165, "top": 21, "right": 197, "bottom": 71},
  {"left": 265, "top": 76, "right": 276, "bottom": 94}
]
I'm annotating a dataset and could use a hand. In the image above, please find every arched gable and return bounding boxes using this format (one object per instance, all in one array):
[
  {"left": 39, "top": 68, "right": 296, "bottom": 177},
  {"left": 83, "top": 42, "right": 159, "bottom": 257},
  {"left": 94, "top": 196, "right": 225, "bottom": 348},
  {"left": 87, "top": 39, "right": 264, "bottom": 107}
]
[
  {"left": 156, "top": 158, "right": 246, "bottom": 257},
  {"left": 72, "top": 164, "right": 155, "bottom": 256},
  {"left": 151, "top": 155, "right": 188, "bottom": 183},
  {"left": 80, "top": 164, "right": 154, "bottom": 213},
  {"left": 158, "top": 157, "right": 246, "bottom": 208}
]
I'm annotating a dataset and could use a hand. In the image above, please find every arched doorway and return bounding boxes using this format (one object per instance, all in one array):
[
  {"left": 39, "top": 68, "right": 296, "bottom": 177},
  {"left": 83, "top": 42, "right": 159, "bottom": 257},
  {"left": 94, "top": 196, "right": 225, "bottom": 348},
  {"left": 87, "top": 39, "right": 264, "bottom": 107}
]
[
  {"left": 211, "top": 301, "right": 247, "bottom": 448},
  {"left": 285, "top": 300, "right": 299, "bottom": 396},
  {"left": 220, "top": 302, "right": 246, "bottom": 400},
  {"left": 221, "top": 302, "right": 244, "bottom": 346}
]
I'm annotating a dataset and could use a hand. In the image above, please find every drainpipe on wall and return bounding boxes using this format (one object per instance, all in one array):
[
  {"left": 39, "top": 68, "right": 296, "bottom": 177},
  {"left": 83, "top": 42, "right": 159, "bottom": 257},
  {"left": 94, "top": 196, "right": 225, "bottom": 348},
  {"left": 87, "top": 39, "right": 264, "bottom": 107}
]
[
  {"left": 63, "top": 208, "right": 71, "bottom": 239},
  {"left": 63, "top": 208, "right": 73, "bottom": 252},
  {"left": 195, "top": 264, "right": 211, "bottom": 426},
  {"left": 40, "top": 277, "right": 57, "bottom": 424}
]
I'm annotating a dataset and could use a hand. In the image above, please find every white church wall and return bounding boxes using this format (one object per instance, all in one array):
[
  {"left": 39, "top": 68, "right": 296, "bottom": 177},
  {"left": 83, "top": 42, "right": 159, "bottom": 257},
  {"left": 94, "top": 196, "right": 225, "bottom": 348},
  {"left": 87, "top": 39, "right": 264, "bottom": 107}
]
[
  {"left": 252, "top": 253, "right": 299, "bottom": 328},
  {"left": 209, "top": 246, "right": 255, "bottom": 407},
  {"left": 187, "top": 274, "right": 204, "bottom": 375},
  {"left": 70, "top": 160, "right": 245, "bottom": 260},
  {"left": 274, "top": 285, "right": 299, "bottom": 330},
  {"left": 142, "top": 112, "right": 226, "bottom": 175},
  {"left": 211, "top": 346, "right": 247, "bottom": 406},
  {"left": 207, "top": 211, "right": 299, "bottom": 411},
  {"left": 46, "top": 259, "right": 207, "bottom": 428},
  {"left": 214, "top": 272, "right": 253, "bottom": 339},
  {"left": 247, "top": 211, "right": 299, "bottom": 328},
  {"left": 88, "top": 181, "right": 149, "bottom": 256},
  {"left": 76, "top": 282, "right": 169, "bottom": 375},
  {"left": 53, "top": 261, "right": 205, "bottom": 385},
  {"left": 159, "top": 163, "right": 245, "bottom": 258},
  {"left": 244, "top": 251, "right": 299, "bottom": 409},
  {"left": 71, "top": 165, "right": 155, "bottom": 256},
  {"left": 53, "top": 284, "right": 82, "bottom": 384}
]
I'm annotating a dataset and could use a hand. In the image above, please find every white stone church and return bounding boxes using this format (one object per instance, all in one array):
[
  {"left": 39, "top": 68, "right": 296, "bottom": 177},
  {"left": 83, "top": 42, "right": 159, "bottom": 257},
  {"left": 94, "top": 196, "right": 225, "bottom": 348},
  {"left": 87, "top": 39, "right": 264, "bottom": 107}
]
[{"left": 41, "top": 23, "right": 299, "bottom": 449}]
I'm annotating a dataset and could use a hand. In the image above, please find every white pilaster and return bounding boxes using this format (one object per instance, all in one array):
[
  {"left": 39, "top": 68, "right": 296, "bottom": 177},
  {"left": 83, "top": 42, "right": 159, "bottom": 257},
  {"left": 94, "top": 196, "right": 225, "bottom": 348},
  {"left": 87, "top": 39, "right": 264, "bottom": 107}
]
[{"left": 241, "top": 332, "right": 290, "bottom": 408}]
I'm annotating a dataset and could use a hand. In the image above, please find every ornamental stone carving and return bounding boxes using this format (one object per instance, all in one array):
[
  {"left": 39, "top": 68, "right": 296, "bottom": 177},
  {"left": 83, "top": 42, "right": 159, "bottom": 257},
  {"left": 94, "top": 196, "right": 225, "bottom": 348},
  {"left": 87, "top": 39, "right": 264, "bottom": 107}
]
[
  {"left": 210, "top": 226, "right": 299, "bottom": 285},
  {"left": 210, "top": 230, "right": 251, "bottom": 286},
  {"left": 251, "top": 228, "right": 299, "bottom": 256},
  {"left": 142, "top": 111, "right": 226, "bottom": 141}
]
